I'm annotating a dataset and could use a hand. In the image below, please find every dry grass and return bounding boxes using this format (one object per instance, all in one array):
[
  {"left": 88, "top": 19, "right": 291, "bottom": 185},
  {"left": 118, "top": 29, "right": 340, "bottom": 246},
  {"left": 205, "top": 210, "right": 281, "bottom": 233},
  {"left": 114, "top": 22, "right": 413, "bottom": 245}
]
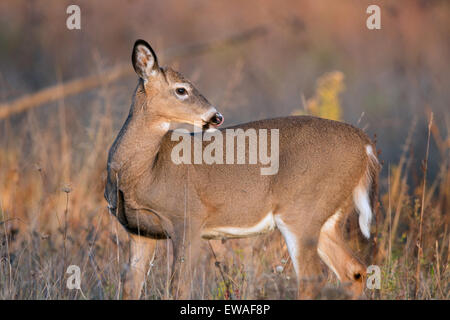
[{"left": 0, "top": 80, "right": 448, "bottom": 300}]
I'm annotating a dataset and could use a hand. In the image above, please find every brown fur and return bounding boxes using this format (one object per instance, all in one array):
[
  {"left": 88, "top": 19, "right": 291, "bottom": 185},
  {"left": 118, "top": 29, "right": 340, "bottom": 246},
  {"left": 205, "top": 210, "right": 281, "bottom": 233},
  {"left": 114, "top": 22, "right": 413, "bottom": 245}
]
[{"left": 105, "top": 40, "right": 380, "bottom": 299}]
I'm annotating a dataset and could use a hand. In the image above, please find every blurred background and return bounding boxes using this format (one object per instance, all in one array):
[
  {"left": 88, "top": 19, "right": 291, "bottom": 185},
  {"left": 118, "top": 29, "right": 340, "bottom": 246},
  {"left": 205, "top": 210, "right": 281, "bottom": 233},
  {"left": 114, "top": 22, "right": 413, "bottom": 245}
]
[{"left": 0, "top": 0, "right": 448, "bottom": 299}]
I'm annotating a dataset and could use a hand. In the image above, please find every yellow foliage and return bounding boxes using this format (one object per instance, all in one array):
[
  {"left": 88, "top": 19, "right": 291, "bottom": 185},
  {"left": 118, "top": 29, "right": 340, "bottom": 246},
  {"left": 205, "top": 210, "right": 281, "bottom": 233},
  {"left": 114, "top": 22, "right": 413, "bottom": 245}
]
[{"left": 293, "top": 71, "right": 344, "bottom": 121}]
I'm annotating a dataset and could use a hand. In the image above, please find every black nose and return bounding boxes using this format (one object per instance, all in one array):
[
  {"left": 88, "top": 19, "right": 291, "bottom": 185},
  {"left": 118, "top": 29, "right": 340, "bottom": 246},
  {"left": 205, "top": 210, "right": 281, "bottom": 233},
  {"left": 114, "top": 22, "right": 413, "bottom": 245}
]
[{"left": 210, "top": 112, "right": 224, "bottom": 126}]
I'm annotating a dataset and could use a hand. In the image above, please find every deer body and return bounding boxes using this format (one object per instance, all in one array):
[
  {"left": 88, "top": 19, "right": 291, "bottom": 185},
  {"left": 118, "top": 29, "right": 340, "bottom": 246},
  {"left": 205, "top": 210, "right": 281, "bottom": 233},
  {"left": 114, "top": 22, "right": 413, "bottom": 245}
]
[{"left": 105, "top": 40, "right": 380, "bottom": 299}]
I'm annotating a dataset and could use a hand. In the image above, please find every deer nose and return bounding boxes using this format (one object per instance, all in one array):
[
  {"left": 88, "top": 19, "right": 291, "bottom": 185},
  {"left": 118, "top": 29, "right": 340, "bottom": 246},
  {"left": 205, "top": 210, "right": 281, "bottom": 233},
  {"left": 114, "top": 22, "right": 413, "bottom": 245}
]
[{"left": 209, "top": 112, "right": 224, "bottom": 127}]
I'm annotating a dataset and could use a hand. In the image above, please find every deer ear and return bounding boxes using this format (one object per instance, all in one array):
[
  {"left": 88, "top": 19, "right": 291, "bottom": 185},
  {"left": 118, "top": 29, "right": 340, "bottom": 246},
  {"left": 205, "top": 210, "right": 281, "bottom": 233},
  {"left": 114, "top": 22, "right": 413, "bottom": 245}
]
[{"left": 132, "top": 39, "right": 159, "bottom": 80}]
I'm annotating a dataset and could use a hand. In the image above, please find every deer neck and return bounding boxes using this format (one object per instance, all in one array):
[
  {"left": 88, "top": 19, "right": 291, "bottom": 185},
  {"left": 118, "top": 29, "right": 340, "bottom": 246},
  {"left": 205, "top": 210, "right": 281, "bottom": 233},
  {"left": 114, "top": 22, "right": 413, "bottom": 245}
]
[{"left": 109, "top": 97, "right": 169, "bottom": 190}]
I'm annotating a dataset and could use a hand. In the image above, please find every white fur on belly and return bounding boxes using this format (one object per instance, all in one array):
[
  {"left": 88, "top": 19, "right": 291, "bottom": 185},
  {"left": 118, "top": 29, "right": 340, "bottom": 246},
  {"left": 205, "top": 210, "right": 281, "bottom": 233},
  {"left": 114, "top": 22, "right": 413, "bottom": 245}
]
[{"left": 202, "top": 212, "right": 276, "bottom": 239}]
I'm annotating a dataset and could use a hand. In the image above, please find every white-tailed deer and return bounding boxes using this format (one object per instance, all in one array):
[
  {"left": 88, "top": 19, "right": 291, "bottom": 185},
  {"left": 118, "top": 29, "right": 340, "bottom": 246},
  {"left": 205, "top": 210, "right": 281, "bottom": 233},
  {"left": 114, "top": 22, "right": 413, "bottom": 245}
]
[{"left": 105, "top": 39, "right": 380, "bottom": 299}]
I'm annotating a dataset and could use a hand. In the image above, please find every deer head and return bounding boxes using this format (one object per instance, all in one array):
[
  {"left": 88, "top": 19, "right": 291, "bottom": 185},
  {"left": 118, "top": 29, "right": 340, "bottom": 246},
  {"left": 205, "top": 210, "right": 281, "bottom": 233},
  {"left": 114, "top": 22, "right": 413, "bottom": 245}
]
[{"left": 131, "top": 39, "right": 224, "bottom": 129}]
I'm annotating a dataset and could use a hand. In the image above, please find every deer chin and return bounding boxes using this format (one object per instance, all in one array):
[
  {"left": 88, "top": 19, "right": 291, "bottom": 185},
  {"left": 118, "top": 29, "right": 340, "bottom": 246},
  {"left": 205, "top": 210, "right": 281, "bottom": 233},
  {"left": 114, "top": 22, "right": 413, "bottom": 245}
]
[
  {"left": 169, "top": 110, "right": 224, "bottom": 130},
  {"left": 202, "top": 122, "right": 221, "bottom": 131},
  {"left": 170, "top": 119, "right": 222, "bottom": 131},
  {"left": 202, "top": 115, "right": 224, "bottom": 130}
]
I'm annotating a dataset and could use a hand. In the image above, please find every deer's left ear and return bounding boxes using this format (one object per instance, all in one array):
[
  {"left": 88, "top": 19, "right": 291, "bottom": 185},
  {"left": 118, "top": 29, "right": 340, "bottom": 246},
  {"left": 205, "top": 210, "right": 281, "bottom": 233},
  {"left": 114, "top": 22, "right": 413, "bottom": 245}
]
[{"left": 132, "top": 39, "right": 159, "bottom": 81}]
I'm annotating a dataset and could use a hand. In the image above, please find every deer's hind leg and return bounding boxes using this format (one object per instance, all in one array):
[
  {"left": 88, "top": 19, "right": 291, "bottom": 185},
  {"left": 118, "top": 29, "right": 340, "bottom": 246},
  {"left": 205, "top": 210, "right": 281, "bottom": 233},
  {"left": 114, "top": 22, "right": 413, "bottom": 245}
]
[
  {"left": 317, "top": 200, "right": 366, "bottom": 298},
  {"left": 122, "top": 233, "right": 157, "bottom": 300}
]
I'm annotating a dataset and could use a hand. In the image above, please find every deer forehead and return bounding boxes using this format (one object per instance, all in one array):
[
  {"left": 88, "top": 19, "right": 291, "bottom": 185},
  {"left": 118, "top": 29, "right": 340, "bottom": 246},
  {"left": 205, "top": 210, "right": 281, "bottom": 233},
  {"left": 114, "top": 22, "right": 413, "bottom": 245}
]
[{"left": 163, "top": 68, "right": 190, "bottom": 83}]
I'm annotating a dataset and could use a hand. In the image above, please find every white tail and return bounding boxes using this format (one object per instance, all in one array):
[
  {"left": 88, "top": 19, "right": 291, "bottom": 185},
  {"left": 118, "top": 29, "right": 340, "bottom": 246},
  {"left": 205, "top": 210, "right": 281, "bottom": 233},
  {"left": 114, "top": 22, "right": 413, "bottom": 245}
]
[
  {"left": 353, "top": 145, "right": 379, "bottom": 239},
  {"left": 353, "top": 183, "right": 372, "bottom": 239}
]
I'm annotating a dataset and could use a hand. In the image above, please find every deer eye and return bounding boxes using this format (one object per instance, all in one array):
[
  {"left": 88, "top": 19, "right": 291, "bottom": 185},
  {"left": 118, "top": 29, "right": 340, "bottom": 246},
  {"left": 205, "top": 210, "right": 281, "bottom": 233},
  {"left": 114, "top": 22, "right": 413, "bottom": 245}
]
[{"left": 175, "top": 87, "right": 187, "bottom": 95}]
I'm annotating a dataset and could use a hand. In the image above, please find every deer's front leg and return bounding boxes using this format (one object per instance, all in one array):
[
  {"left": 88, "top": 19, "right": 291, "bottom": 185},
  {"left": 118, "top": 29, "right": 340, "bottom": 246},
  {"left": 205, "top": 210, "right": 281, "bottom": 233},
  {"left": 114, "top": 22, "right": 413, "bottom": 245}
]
[
  {"left": 122, "top": 233, "right": 157, "bottom": 300},
  {"left": 169, "top": 224, "right": 203, "bottom": 299}
]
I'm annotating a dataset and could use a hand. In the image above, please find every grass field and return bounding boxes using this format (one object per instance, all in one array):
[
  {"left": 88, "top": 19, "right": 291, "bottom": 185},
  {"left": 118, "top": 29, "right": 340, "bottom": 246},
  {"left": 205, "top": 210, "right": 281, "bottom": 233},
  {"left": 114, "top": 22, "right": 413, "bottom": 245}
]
[
  {"left": 0, "top": 0, "right": 448, "bottom": 300},
  {"left": 0, "top": 80, "right": 447, "bottom": 300}
]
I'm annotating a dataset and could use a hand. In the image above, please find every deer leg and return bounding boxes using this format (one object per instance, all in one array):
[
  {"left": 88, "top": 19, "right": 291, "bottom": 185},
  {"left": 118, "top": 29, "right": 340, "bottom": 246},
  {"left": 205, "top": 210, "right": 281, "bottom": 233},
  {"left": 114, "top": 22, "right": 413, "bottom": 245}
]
[
  {"left": 275, "top": 215, "right": 324, "bottom": 299},
  {"left": 169, "top": 224, "right": 203, "bottom": 299},
  {"left": 122, "top": 233, "right": 157, "bottom": 300},
  {"left": 318, "top": 209, "right": 366, "bottom": 298},
  {"left": 296, "top": 241, "right": 325, "bottom": 299}
]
